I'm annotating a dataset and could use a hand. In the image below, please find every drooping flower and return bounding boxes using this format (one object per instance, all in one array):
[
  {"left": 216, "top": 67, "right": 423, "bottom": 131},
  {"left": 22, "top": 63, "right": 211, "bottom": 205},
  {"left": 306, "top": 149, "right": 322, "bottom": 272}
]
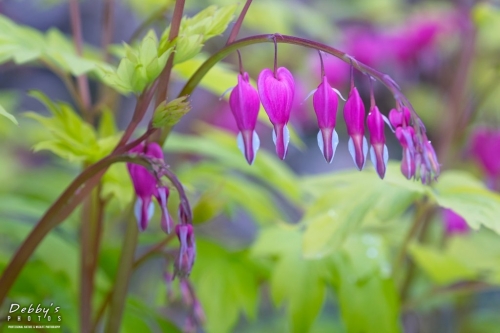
[
  {"left": 442, "top": 208, "right": 469, "bottom": 235},
  {"left": 343, "top": 86, "right": 368, "bottom": 170},
  {"left": 367, "top": 104, "right": 388, "bottom": 178},
  {"left": 229, "top": 72, "right": 261, "bottom": 164},
  {"left": 156, "top": 186, "right": 174, "bottom": 234},
  {"left": 258, "top": 67, "right": 295, "bottom": 160},
  {"left": 127, "top": 142, "right": 173, "bottom": 233},
  {"left": 127, "top": 143, "right": 157, "bottom": 231},
  {"left": 312, "top": 75, "right": 340, "bottom": 163},
  {"left": 175, "top": 223, "right": 196, "bottom": 278}
]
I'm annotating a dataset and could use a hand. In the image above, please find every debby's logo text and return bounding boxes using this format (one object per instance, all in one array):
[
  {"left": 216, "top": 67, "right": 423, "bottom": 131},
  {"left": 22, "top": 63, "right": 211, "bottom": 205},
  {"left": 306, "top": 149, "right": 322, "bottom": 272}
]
[{"left": 6, "top": 303, "right": 62, "bottom": 323}]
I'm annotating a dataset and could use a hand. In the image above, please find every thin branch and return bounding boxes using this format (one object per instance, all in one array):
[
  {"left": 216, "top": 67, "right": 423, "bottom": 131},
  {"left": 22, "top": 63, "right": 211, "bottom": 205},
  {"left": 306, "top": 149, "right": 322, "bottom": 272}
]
[
  {"left": 225, "top": 0, "right": 253, "bottom": 45},
  {"left": 104, "top": 215, "right": 139, "bottom": 333},
  {"left": 69, "top": 0, "right": 92, "bottom": 111},
  {"left": 154, "top": 0, "right": 186, "bottom": 107},
  {"left": 101, "top": 0, "right": 115, "bottom": 61}
]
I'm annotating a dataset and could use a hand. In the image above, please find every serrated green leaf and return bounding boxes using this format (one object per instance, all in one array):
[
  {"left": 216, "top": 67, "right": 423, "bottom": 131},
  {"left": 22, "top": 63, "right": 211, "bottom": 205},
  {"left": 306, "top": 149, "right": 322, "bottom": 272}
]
[
  {"left": 25, "top": 91, "right": 116, "bottom": 163},
  {"left": 434, "top": 170, "right": 500, "bottom": 234},
  {"left": 191, "top": 239, "right": 260, "bottom": 333},
  {"left": 159, "top": 5, "right": 236, "bottom": 64}
]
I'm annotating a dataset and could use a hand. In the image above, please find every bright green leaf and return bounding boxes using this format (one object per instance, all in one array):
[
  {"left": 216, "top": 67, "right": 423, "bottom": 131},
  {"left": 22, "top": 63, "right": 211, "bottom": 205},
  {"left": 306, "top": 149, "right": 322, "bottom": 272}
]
[{"left": 0, "top": 103, "right": 17, "bottom": 125}]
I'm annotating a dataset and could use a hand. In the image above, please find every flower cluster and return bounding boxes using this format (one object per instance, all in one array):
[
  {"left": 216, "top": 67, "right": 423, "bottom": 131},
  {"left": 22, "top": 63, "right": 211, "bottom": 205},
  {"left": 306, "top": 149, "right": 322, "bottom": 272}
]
[
  {"left": 389, "top": 107, "right": 440, "bottom": 183},
  {"left": 229, "top": 61, "right": 440, "bottom": 182},
  {"left": 127, "top": 142, "right": 195, "bottom": 277},
  {"left": 127, "top": 142, "right": 174, "bottom": 233}
]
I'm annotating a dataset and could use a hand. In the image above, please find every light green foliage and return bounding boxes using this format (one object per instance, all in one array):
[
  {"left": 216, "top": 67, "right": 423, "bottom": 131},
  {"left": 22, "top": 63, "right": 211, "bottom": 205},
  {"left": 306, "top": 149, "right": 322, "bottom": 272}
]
[
  {"left": 191, "top": 239, "right": 260, "bottom": 333},
  {"left": 179, "top": 162, "right": 284, "bottom": 225},
  {"left": 24, "top": 92, "right": 131, "bottom": 206},
  {"left": 165, "top": 125, "right": 301, "bottom": 205},
  {"left": 159, "top": 5, "right": 237, "bottom": 65},
  {"left": 333, "top": 235, "right": 400, "bottom": 333},
  {"left": 0, "top": 103, "right": 17, "bottom": 124},
  {"left": 473, "top": 2, "right": 500, "bottom": 51},
  {"left": 25, "top": 91, "right": 119, "bottom": 163},
  {"left": 252, "top": 226, "right": 330, "bottom": 333},
  {"left": 174, "top": 56, "right": 239, "bottom": 96},
  {"left": 124, "top": 0, "right": 174, "bottom": 18},
  {"left": 301, "top": 163, "right": 427, "bottom": 258},
  {"left": 433, "top": 170, "right": 500, "bottom": 234},
  {"left": 100, "top": 30, "right": 172, "bottom": 94},
  {"left": 409, "top": 243, "right": 477, "bottom": 285},
  {"left": 0, "top": 15, "right": 107, "bottom": 77},
  {"left": 244, "top": 1, "right": 336, "bottom": 41},
  {"left": 410, "top": 230, "right": 500, "bottom": 285},
  {"left": 152, "top": 96, "right": 191, "bottom": 128}
]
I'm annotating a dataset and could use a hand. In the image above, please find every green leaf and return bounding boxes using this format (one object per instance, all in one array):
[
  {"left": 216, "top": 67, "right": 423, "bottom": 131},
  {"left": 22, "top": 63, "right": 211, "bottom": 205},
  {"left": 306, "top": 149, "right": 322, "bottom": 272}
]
[
  {"left": 408, "top": 242, "right": 477, "bottom": 285},
  {"left": 434, "top": 170, "right": 500, "bottom": 234},
  {"left": 100, "top": 30, "right": 172, "bottom": 94},
  {"left": 165, "top": 125, "right": 301, "bottom": 205},
  {"left": 159, "top": 5, "right": 237, "bottom": 64},
  {"left": 25, "top": 91, "right": 115, "bottom": 162},
  {"left": 333, "top": 234, "right": 400, "bottom": 333},
  {"left": 0, "top": 103, "right": 17, "bottom": 124},
  {"left": 0, "top": 15, "right": 109, "bottom": 77},
  {"left": 191, "top": 239, "right": 260, "bottom": 333},
  {"left": 336, "top": 261, "right": 401, "bottom": 333},
  {"left": 152, "top": 96, "right": 191, "bottom": 128},
  {"left": 178, "top": 162, "right": 284, "bottom": 224},
  {"left": 98, "top": 109, "right": 118, "bottom": 138},
  {"left": 252, "top": 226, "right": 329, "bottom": 333}
]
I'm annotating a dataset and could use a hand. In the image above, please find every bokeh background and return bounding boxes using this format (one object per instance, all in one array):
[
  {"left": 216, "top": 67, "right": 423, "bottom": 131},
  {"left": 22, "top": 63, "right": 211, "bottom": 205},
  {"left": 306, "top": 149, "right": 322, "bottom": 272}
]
[{"left": 1, "top": 0, "right": 500, "bottom": 332}]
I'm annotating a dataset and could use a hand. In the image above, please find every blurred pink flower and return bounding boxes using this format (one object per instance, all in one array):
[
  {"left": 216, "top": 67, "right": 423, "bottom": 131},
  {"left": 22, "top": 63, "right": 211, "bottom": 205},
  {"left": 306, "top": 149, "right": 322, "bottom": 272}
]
[
  {"left": 442, "top": 208, "right": 469, "bottom": 235},
  {"left": 469, "top": 127, "right": 500, "bottom": 188}
]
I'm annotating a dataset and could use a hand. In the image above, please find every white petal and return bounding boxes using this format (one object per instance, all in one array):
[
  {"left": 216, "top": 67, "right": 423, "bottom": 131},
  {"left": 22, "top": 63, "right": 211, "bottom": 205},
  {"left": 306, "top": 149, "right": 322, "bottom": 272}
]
[
  {"left": 331, "top": 87, "right": 346, "bottom": 101},
  {"left": 303, "top": 88, "right": 317, "bottom": 103},
  {"left": 370, "top": 146, "right": 377, "bottom": 169},
  {"left": 272, "top": 128, "right": 277, "bottom": 145},
  {"left": 237, "top": 132, "right": 245, "bottom": 157},
  {"left": 283, "top": 124, "right": 290, "bottom": 151},
  {"left": 362, "top": 136, "right": 369, "bottom": 169},
  {"left": 147, "top": 201, "right": 154, "bottom": 220},
  {"left": 348, "top": 137, "right": 356, "bottom": 165},
  {"left": 251, "top": 131, "right": 260, "bottom": 164},
  {"left": 383, "top": 144, "right": 389, "bottom": 165},
  {"left": 219, "top": 86, "right": 234, "bottom": 101},
  {"left": 332, "top": 129, "right": 339, "bottom": 157},
  {"left": 317, "top": 130, "right": 324, "bottom": 156},
  {"left": 134, "top": 197, "right": 142, "bottom": 224},
  {"left": 381, "top": 114, "right": 395, "bottom": 132}
]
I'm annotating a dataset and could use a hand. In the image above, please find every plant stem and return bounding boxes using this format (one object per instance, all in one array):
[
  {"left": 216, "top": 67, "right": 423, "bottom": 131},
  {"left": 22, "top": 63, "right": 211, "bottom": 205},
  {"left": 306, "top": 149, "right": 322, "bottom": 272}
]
[
  {"left": 69, "top": 0, "right": 92, "bottom": 112},
  {"left": 80, "top": 185, "right": 105, "bottom": 333},
  {"left": 154, "top": 0, "right": 185, "bottom": 108},
  {"left": 163, "top": 33, "right": 420, "bottom": 144},
  {"left": 91, "top": 235, "right": 174, "bottom": 332},
  {"left": 0, "top": 155, "right": 153, "bottom": 307},
  {"left": 393, "top": 200, "right": 429, "bottom": 275},
  {"left": 104, "top": 215, "right": 139, "bottom": 333},
  {"left": 101, "top": 0, "right": 114, "bottom": 61},
  {"left": 226, "top": 0, "right": 253, "bottom": 45}
]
